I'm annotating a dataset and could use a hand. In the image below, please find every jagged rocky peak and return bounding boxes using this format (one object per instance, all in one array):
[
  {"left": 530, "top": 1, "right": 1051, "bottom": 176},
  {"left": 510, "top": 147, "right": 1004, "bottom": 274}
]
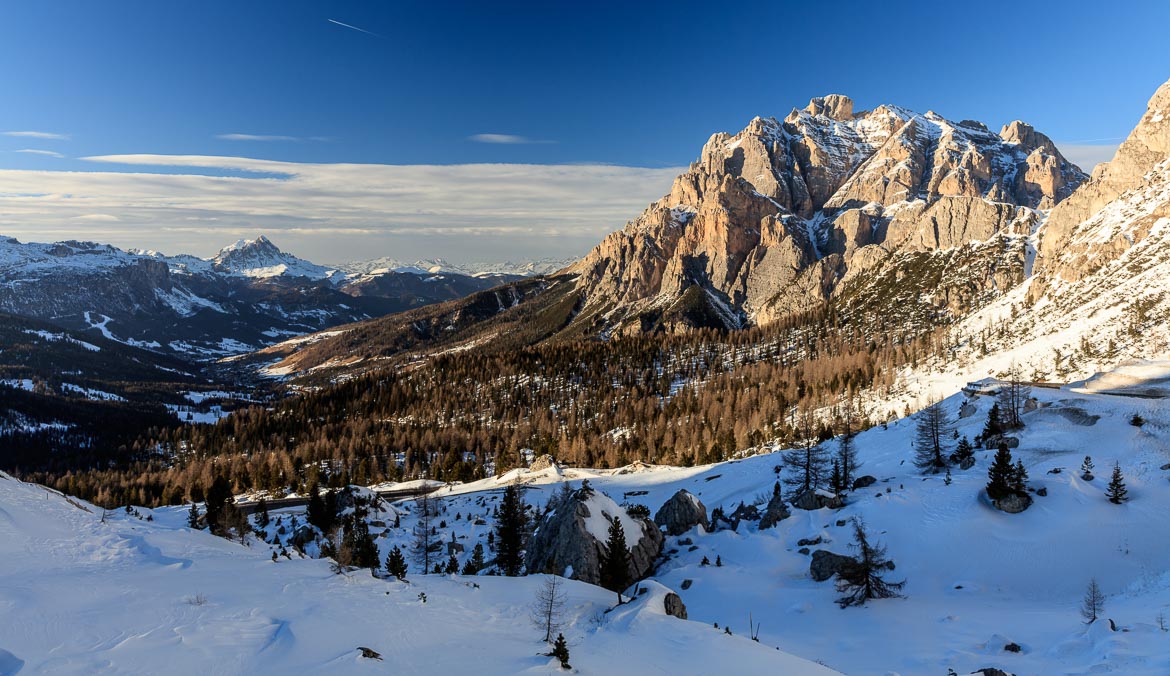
[
  {"left": 1034, "top": 77, "right": 1170, "bottom": 290},
  {"left": 567, "top": 91, "right": 1087, "bottom": 335},
  {"left": 211, "top": 235, "right": 336, "bottom": 280}
]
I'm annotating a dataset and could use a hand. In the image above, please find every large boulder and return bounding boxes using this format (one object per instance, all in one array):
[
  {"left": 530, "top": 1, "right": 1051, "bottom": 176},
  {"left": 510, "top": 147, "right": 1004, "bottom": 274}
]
[
  {"left": 809, "top": 549, "right": 860, "bottom": 582},
  {"left": 758, "top": 492, "right": 791, "bottom": 530},
  {"left": 983, "top": 434, "right": 1020, "bottom": 450},
  {"left": 852, "top": 475, "right": 877, "bottom": 490},
  {"left": 791, "top": 489, "right": 844, "bottom": 511},
  {"left": 654, "top": 489, "right": 709, "bottom": 536},
  {"left": 525, "top": 484, "right": 664, "bottom": 586},
  {"left": 663, "top": 592, "right": 688, "bottom": 620}
]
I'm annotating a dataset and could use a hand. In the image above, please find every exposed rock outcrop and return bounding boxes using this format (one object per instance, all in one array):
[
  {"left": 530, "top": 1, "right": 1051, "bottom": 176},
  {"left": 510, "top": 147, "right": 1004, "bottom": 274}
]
[
  {"left": 654, "top": 489, "right": 709, "bottom": 536},
  {"left": 525, "top": 484, "right": 663, "bottom": 585},
  {"left": 809, "top": 550, "right": 860, "bottom": 582},
  {"left": 758, "top": 492, "right": 792, "bottom": 530}
]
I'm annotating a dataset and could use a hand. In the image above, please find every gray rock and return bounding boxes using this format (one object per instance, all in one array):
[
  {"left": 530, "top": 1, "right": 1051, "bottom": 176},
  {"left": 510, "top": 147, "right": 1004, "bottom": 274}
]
[
  {"left": 959, "top": 402, "right": 978, "bottom": 418},
  {"left": 758, "top": 493, "right": 791, "bottom": 530},
  {"left": 983, "top": 434, "right": 1020, "bottom": 450},
  {"left": 797, "top": 536, "right": 824, "bottom": 547},
  {"left": 809, "top": 550, "right": 860, "bottom": 582},
  {"left": 1161, "top": 463, "right": 1170, "bottom": 471},
  {"left": 1036, "top": 487, "right": 1048, "bottom": 497},
  {"left": 528, "top": 454, "right": 559, "bottom": 472},
  {"left": 663, "top": 592, "right": 688, "bottom": 619},
  {"left": 680, "top": 579, "right": 693, "bottom": 590},
  {"left": 791, "top": 489, "right": 844, "bottom": 511},
  {"left": 994, "top": 493, "right": 1033, "bottom": 514},
  {"left": 852, "top": 475, "right": 877, "bottom": 490},
  {"left": 798, "top": 547, "right": 810, "bottom": 555},
  {"left": 1004, "top": 641, "right": 1022, "bottom": 653},
  {"left": 525, "top": 485, "right": 663, "bottom": 586},
  {"left": 654, "top": 489, "right": 709, "bottom": 536}
]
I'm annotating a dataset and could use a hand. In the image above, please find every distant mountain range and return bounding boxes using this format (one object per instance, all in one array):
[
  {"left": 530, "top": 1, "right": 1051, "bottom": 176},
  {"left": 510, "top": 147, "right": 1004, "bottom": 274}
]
[{"left": 0, "top": 234, "right": 558, "bottom": 358}]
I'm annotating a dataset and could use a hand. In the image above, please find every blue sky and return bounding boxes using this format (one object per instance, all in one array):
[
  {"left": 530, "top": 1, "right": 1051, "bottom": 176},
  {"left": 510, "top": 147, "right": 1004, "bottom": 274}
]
[{"left": 1, "top": 0, "right": 1169, "bottom": 262}]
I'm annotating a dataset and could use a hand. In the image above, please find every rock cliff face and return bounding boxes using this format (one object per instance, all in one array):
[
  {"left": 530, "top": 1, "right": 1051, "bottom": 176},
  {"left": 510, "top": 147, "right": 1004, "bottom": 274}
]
[
  {"left": 1033, "top": 79, "right": 1170, "bottom": 292},
  {"left": 565, "top": 95, "right": 1084, "bottom": 334}
]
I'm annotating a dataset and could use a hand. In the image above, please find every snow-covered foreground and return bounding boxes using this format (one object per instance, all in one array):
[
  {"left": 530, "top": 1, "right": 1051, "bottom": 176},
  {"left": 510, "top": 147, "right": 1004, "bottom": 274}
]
[
  {"left": 411, "top": 378, "right": 1170, "bottom": 675},
  {"left": 0, "top": 473, "right": 831, "bottom": 675}
]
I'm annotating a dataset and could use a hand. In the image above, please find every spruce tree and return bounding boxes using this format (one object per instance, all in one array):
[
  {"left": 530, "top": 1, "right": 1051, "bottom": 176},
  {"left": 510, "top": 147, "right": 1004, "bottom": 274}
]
[
  {"left": 951, "top": 436, "right": 974, "bottom": 466},
  {"left": 187, "top": 503, "right": 201, "bottom": 529},
  {"left": 445, "top": 553, "right": 459, "bottom": 574},
  {"left": 1011, "top": 460, "right": 1029, "bottom": 494},
  {"left": 461, "top": 542, "right": 485, "bottom": 575},
  {"left": 835, "top": 518, "right": 905, "bottom": 608},
  {"left": 204, "top": 475, "right": 233, "bottom": 535},
  {"left": 913, "top": 400, "right": 954, "bottom": 473},
  {"left": 550, "top": 633, "right": 570, "bottom": 669},
  {"left": 306, "top": 482, "right": 328, "bottom": 531},
  {"left": 495, "top": 485, "right": 528, "bottom": 576},
  {"left": 255, "top": 497, "right": 270, "bottom": 529},
  {"left": 1081, "top": 455, "right": 1095, "bottom": 480},
  {"left": 599, "top": 517, "right": 631, "bottom": 604},
  {"left": 385, "top": 545, "right": 407, "bottom": 580},
  {"left": 944, "top": 467, "right": 952, "bottom": 486},
  {"left": 986, "top": 443, "right": 1015, "bottom": 501},
  {"left": 1106, "top": 463, "right": 1128, "bottom": 504},
  {"left": 829, "top": 459, "right": 845, "bottom": 495},
  {"left": 982, "top": 402, "right": 1004, "bottom": 440}
]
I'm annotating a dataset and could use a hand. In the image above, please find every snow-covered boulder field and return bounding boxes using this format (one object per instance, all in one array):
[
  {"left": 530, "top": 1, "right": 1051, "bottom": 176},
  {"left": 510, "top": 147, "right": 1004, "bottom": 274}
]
[{"left": 0, "top": 471, "right": 832, "bottom": 675}]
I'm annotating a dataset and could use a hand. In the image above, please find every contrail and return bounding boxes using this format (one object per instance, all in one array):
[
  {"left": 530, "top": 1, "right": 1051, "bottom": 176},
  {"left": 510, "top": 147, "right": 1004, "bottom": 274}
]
[{"left": 328, "top": 18, "right": 383, "bottom": 38}]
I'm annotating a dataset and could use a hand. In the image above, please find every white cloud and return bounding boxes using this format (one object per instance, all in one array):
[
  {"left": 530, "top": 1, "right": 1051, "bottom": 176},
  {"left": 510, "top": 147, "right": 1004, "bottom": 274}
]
[
  {"left": 3, "top": 131, "right": 69, "bottom": 140},
  {"left": 216, "top": 133, "right": 302, "bottom": 142},
  {"left": 13, "top": 149, "right": 64, "bottom": 158},
  {"left": 1055, "top": 143, "right": 1121, "bottom": 173},
  {"left": 0, "top": 155, "right": 681, "bottom": 263},
  {"left": 469, "top": 133, "right": 555, "bottom": 145}
]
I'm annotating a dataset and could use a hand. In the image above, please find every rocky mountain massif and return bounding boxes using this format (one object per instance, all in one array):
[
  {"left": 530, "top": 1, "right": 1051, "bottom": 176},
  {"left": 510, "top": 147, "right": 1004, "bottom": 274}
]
[{"left": 254, "top": 92, "right": 1093, "bottom": 380}]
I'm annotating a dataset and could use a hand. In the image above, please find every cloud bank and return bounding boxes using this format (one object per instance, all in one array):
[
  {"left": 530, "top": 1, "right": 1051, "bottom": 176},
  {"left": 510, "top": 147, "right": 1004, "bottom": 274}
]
[
  {"left": 0, "top": 155, "right": 680, "bottom": 264},
  {"left": 468, "top": 133, "right": 555, "bottom": 145},
  {"left": 3, "top": 131, "right": 70, "bottom": 140}
]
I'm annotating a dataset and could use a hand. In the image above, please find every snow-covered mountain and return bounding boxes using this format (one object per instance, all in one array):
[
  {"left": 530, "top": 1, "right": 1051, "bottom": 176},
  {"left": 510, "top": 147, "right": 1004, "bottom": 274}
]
[
  {"left": 0, "top": 235, "right": 506, "bottom": 358},
  {"left": 340, "top": 255, "right": 576, "bottom": 279},
  {"left": 208, "top": 235, "right": 342, "bottom": 281}
]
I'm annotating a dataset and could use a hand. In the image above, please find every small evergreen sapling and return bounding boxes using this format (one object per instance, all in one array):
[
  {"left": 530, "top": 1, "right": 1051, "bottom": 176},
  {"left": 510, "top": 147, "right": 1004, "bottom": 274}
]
[
  {"left": 385, "top": 545, "right": 407, "bottom": 580},
  {"left": 549, "top": 633, "right": 570, "bottom": 669},
  {"left": 1107, "top": 463, "right": 1128, "bottom": 504},
  {"left": 1081, "top": 455, "right": 1095, "bottom": 481}
]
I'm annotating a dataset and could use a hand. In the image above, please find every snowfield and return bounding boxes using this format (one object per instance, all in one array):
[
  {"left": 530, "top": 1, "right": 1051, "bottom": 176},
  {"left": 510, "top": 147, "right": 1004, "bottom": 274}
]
[
  {"left": 5, "top": 366, "right": 1170, "bottom": 674},
  {"left": 0, "top": 475, "right": 831, "bottom": 675}
]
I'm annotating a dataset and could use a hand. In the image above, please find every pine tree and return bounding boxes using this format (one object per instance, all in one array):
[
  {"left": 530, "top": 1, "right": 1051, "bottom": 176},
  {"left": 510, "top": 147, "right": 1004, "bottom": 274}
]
[
  {"left": 951, "top": 436, "right": 974, "bottom": 466},
  {"left": 982, "top": 402, "right": 1004, "bottom": 441},
  {"left": 837, "top": 427, "right": 861, "bottom": 490},
  {"left": 306, "top": 482, "right": 328, "bottom": 531},
  {"left": 204, "top": 475, "right": 233, "bottom": 535},
  {"left": 255, "top": 497, "right": 270, "bottom": 529},
  {"left": 495, "top": 485, "right": 528, "bottom": 576},
  {"left": 186, "top": 503, "right": 201, "bottom": 529},
  {"left": 385, "top": 545, "right": 407, "bottom": 580},
  {"left": 445, "top": 553, "right": 459, "bottom": 574},
  {"left": 1106, "top": 463, "right": 1128, "bottom": 504},
  {"left": 342, "top": 516, "right": 379, "bottom": 569},
  {"left": 835, "top": 518, "right": 905, "bottom": 608},
  {"left": 986, "top": 443, "right": 1015, "bottom": 501},
  {"left": 1011, "top": 460, "right": 1029, "bottom": 494},
  {"left": 549, "top": 633, "right": 570, "bottom": 669},
  {"left": 599, "top": 517, "right": 631, "bottom": 604},
  {"left": 1081, "top": 578, "right": 1104, "bottom": 624},
  {"left": 461, "top": 542, "right": 485, "bottom": 575},
  {"left": 1081, "top": 455, "right": 1095, "bottom": 480},
  {"left": 913, "top": 400, "right": 954, "bottom": 473},
  {"left": 829, "top": 459, "right": 845, "bottom": 495}
]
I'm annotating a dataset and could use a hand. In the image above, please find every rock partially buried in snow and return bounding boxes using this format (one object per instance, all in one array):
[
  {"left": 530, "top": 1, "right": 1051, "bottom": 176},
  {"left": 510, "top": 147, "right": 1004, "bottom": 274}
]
[
  {"left": 993, "top": 493, "right": 1033, "bottom": 514},
  {"left": 851, "top": 475, "right": 877, "bottom": 490},
  {"left": 809, "top": 550, "right": 860, "bottom": 582},
  {"left": 528, "top": 454, "right": 559, "bottom": 472},
  {"left": 663, "top": 592, "right": 688, "bottom": 619},
  {"left": 791, "top": 489, "right": 844, "bottom": 511},
  {"left": 759, "top": 492, "right": 791, "bottom": 529},
  {"left": 654, "top": 489, "right": 709, "bottom": 536}
]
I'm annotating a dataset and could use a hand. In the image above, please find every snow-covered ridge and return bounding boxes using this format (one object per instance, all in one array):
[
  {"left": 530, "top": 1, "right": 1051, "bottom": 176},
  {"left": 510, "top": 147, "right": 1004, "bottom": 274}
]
[{"left": 338, "top": 255, "right": 577, "bottom": 279}]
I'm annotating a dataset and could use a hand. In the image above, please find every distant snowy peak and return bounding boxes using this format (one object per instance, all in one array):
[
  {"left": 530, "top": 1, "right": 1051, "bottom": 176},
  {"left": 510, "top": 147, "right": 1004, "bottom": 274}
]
[
  {"left": 210, "top": 236, "right": 340, "bottom": 281},
  {"left": 340, "top": 256, "right": 576, "bottom": 279}
]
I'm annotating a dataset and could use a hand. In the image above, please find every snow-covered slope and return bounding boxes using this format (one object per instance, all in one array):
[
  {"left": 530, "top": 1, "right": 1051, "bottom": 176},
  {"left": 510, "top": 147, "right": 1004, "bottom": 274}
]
[
  {"left": 395, "top": 379, "right": 1170, "bottom": 675},
  {"left": 0, "top": 472, "right": 833, "bottom": 675}
]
